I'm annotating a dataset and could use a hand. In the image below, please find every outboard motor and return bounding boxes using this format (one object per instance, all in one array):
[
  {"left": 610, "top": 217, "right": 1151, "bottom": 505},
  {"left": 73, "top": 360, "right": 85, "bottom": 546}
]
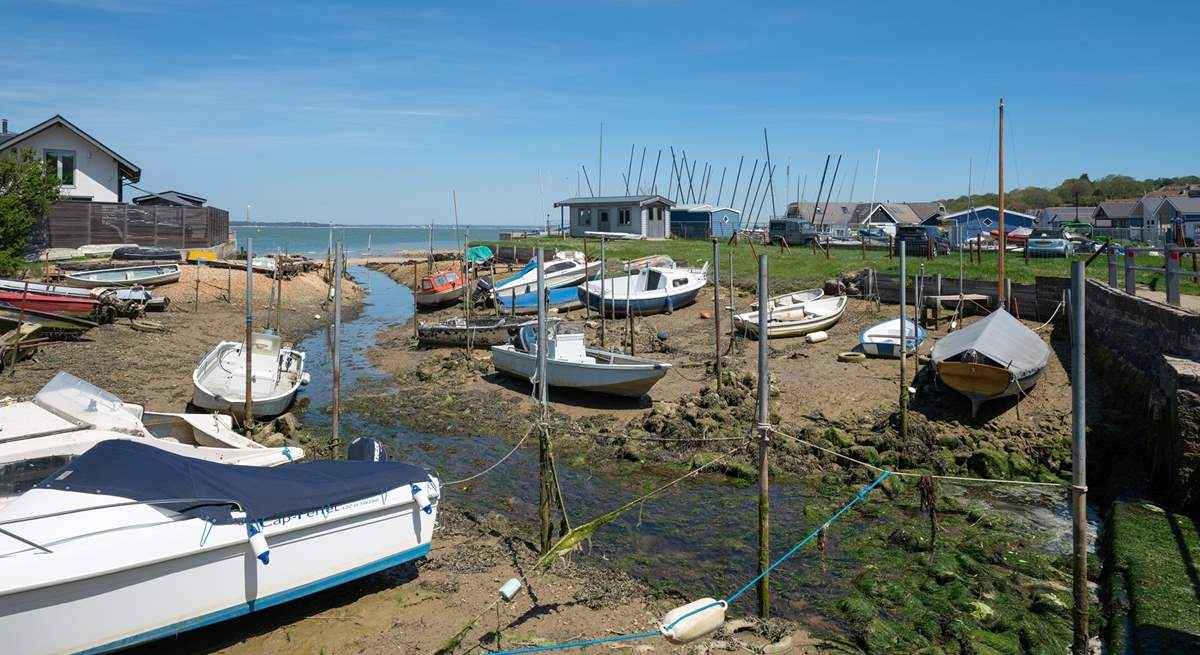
[
  {"left": 348, "top": 437, "right": 391, "bottom": 462},
  {"left": 473, "top": 277, "right": 495, "bottom": 302}
]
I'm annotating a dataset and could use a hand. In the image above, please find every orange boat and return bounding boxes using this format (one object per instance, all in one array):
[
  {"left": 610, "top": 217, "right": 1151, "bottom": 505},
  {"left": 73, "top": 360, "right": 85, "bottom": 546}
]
[
  {"left": 988, "top": 226, "right": 1032, "bottom": 243},
  {"left": 413, "top": 270, "right": 465, "bottom": 306}
]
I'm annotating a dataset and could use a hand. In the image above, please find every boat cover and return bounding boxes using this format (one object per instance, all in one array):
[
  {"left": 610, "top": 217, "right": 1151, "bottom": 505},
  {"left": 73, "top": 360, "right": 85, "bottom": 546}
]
[
  {"left": 35, "top": 440, "right": 430, "bottom": 524},
  {"left": 465, "top": 246, "right": 494, "bottom": 264},
  {"left": 931, "top": 309, "right": 1049, "bottom": 379}
]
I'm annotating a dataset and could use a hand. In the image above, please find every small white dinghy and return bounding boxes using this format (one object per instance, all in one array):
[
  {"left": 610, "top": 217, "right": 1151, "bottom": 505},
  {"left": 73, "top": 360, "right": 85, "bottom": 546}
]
[
  {"left": 749, "top": 288, "right": 823, "bottom": 311},
  {"left": 62, "top": 264, "right": 181, "bottom": 288},
  {"left": 858, "top": 318, "right": 927, "bottom": 358},
  {"left": 491, "top": 322, "right": 671, "bottom": 398},
  {"left": 0, "top": 439, "right": 438, "bottom": 655},
  {"left": 734, "top": 295, "right": 847, "bottom": 339},
  {"left": 192, "top": 332, "right": 310, "bottom": 418}
]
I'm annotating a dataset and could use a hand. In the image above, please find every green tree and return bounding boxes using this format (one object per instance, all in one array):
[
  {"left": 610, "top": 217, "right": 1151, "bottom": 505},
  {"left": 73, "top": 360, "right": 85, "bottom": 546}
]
[{"left": 0, "top": 148, "right": 61, "bottom": 274}]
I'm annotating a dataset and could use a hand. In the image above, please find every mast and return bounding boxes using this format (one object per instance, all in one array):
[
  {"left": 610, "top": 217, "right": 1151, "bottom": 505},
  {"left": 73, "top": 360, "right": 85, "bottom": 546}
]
[{"left": 998, "top": 98, "right": 1006, "bottom": 307}]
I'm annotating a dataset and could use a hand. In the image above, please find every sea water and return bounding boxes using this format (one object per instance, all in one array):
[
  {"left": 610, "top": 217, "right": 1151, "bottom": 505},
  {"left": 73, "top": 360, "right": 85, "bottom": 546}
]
[{"left": 231, "top": 224, "right": 540, "bottom": 258}]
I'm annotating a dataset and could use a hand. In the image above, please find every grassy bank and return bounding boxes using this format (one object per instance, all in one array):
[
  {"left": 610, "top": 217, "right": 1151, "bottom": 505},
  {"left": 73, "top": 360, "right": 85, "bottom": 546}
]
[
  {"left": 480, "top": 236, "right": 1187, "bottom": 292},
  {"left": 1106, "top": 500, "right": 1200, "bottom": 653}
]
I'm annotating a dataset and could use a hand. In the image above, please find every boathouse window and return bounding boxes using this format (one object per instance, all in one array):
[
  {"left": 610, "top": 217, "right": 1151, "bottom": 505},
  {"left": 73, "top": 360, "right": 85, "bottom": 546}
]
[
  {"left": 45, "top": 149, "right": 75, "bottom": 186},
  {"left": 982, "top": 218, "right": 994, "bottom": 227},
  {"left": 579, "top": 209, "right": 592, "bottom": 225},
  {"left": 619, "top": 209, "right": 631, "bottom": 225},
  {"left": 600, "top": 210, "right": 609, "bottom": 224}
]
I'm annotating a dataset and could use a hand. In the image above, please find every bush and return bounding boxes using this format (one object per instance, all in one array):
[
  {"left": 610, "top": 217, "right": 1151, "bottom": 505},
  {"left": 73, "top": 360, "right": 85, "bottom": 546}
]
[{"left": 0, "top": 148, "right": 61, "bottom": 274}]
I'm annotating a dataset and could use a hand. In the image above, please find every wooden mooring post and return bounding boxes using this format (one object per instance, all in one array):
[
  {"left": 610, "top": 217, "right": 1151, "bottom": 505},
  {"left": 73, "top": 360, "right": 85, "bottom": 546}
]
[
  {"left": 535, "top": 247, "right": 553, "bottom": 553},
  {"left": 243, "top": 238, "right": 254, "bottom": 433},
  {"left": 332, "top": 241, "right": 343, "bottom": 447},
  {"left": 1070, "top": 261, "right": 1089, "bottom": 653},
  {"left": 193, "top": 261, "right": 201, "bottom": 314},
  {"left": 755, "top": 254, "right": 771, "bottom": 619},
  {"left": 599, "top": 238, "right": 607, "bottom": 349},
  {"left": 898, "top": 241, "right": 909, "bottom": 442},
  {"left": 412, "top": 261, "right": 419, "bottom": 339},
  {"left": 712, "top": 239, "right": 721, "bottom": 388}
]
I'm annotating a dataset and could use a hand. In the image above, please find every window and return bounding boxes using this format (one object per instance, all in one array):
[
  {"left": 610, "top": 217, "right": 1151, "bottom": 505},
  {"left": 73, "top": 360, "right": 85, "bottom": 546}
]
[
  {"left": 45, "top": 149, "right": 75, "bottom": 186},
  {"left": 982, "top": 218, "right": 994, "bottom": 227},
  {"left": 600, "top": 210, "right": 609, "bottom": 224},
  {"left": 619, "top": 209, "right": 631, "bottom": 225}
]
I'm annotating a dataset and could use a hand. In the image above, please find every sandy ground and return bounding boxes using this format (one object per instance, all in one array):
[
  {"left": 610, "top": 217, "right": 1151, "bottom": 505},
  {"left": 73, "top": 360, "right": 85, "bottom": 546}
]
[{"left": 0, "top": 265, "right": 358, "bottom": 408}]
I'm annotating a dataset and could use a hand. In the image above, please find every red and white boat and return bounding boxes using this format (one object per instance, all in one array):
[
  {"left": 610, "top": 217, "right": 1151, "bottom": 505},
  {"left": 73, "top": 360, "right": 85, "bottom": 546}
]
[
  {"left": 413, "top": 270, "right": 466, "bottom": 306},
  {"left": 0, "top": 291, "right": 98, "bottom": 317}
]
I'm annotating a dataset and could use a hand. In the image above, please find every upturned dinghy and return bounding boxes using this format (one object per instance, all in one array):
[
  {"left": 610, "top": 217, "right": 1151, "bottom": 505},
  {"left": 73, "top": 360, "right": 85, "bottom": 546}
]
[
  {"left": 413, "top": 270, "right": 466, "bottom": 306},
  {"left": 491, "top": 322, "right": 670, "bottom": 397},
  {"left": 63, "top": 264, "right": 181, "bottom": 288},
  {"left": 932, "top": 308, "right": 1050, "bottom": 416},
  {"left": 578, "top": 262, "right": 708, "bottom": 316},
  {"left": 0, "top": 439, "right": 437, "bottom": 655},
  {"left": 476, "top": 250, "right": 593, "bottom": 300},
  {"left": 417, "top": 316, "right": 534, "bottom": 347},
  {"left": 192, "top": 332, "right": 309, "bottom": 418},
  {"left": 734, "top": 295, "right": 847, "bottom": 339},
  {"left": 0, "top": 372, "right": 299, "bottom": 505},
  {"left": 859, "top": 318, "right": 927, "bottom": 357}
]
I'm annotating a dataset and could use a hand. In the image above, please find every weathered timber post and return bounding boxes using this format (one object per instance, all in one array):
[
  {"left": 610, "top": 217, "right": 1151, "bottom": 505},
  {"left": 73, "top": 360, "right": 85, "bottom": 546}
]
[
  {"left": 756, "top": 254, "right": 771, "bottom": 619},
  {"left": 712, "top": 239, "right": 721, "bottom": 389},
  {"left": 899, "top": 241, "right": 908, "bottom": 442}
]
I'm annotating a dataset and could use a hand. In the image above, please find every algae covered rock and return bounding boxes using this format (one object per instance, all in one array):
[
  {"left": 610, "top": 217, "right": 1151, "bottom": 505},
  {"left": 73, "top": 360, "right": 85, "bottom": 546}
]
[{"left": 967, "top": 448, "right": 1010, "bottom": 479}]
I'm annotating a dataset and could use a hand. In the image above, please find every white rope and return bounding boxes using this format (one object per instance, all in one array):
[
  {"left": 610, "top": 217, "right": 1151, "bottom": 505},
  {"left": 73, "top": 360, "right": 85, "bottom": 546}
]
[{"left": 1035, "top": 301, "right": 1064, "bottom": 332}]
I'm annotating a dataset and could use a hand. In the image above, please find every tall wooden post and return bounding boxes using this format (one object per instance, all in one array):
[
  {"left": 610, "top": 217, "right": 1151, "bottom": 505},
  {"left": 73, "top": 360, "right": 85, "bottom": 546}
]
[
  {"left": 332, "top": 241, "right": 343, "bottom": 446},
  {"left": 997, "top": 97, "right": 1007, "bottom": 307},
  {"left": 899, "top": 241, "right": 909, "bottom": 442},
  {"left": 1070, "top": 261, "right": 1089, "bottom": 654},
  {"left": 626, "top": 261, "right": 634, "bottom": 356},
  {"left": 412, "top": 261, "right": 419, "bottom": 339},
  {"left": 599, "top": 238, "right": 607, "bottom": 349},
  {"left": 712, "top": 239, "right": 721, "bottom": 388},
  {"left": 274, "top": 249, "right": 283, "bottom": 333},
  {"left": 755, "top": 254, "right": 771, "bottom": 619},
  {"left": 583, "top": 237, "right": 591, "bottom": 319},
  {"left": 535, "top": 247, "right": 552, "bottom": 553},
  {"left": 463, "top": 230, "right": 472, "bottom": 352},
  {"left": 244, "top": 238, "right": 254, "bottom": 432},
  {"left": 193, "top": 261, "right": 201, "bottom": 314}
]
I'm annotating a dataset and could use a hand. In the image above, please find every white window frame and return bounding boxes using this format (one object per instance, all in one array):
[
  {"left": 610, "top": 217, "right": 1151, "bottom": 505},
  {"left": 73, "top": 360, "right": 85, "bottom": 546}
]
[
  {"left": 45, "top": 149, "right": 76, "bottom": 187},
  {"left": 619, "top": 208, "right": 631, "bottom": 225}
]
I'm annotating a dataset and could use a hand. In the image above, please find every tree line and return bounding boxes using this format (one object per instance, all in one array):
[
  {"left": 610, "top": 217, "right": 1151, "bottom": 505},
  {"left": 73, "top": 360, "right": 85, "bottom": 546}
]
[{"left": 939, "top": 174, "right": 1200, "bottom": 213}]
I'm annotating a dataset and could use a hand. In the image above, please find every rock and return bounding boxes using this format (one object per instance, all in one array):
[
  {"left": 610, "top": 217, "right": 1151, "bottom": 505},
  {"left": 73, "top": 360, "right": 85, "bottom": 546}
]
[
  {"left": 263, "top": 432, "right": 287, "bottom": 448},
  {"left": 1031, "top": 592, "right": 1067, "bottom": 615},
  {"left": 274, "top": 412, "right": 300, "bottom": 436},
  {"left": 826, "top": 427, "right": 854, "bottom": 448},
  {"left": 967, "top": 600, "right": 994, "bottom": 622},
  {"left": 823, "top": 278, "right": 845, "bottom": 295},
  {"left": 967, "top": 448, "right": 1010, "bottom": 479}
]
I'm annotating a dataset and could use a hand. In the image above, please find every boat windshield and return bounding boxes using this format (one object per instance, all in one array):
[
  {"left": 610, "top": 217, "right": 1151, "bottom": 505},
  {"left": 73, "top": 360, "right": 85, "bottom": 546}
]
[{"left": 33, "top": 371, "right": 142, "bottom": 433}]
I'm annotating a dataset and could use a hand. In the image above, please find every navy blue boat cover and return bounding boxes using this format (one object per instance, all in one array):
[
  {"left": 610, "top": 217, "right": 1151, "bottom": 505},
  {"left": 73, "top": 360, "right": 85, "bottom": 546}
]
[{"left": 36, "top": 440, "right": 431, "bottom": 524}]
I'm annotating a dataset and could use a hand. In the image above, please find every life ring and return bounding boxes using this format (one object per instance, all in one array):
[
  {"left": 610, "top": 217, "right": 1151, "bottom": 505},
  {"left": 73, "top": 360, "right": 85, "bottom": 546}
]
[{"left": 837, "top": 351, "right": 866, "bottom": 363}]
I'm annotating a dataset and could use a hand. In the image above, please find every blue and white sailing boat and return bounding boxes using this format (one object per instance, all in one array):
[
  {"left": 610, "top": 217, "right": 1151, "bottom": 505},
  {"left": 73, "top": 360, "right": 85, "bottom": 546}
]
[
  {"left": 578, "top": 262, "right": 708, "bottom": 316},
  {"left": 476, "top": 251, "right": 593, "bottom": 300}
]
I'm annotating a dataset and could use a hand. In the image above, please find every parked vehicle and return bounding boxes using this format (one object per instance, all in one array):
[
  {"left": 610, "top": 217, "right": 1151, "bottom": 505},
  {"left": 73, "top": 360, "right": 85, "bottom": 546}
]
[
  {"left": 1025, "top": 228, "right": 1074, "bottom": 257},
  {"left": 894, "top": 225, "right": 950, "bottom": 256},
  {"left": 768, "top": 219, "right": 822, "bottom": 245}
]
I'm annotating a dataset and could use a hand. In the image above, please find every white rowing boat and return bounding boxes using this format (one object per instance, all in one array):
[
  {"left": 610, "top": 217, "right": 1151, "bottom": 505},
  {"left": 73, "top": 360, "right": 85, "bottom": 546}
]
[
  {"left": 192, "top": 332, "right": 309, "bottom": 418},
  {"left": 858, "top": 318, "right": 927, "bottom": 358},
  {"left": 749, "top": 288, "right": 823, "bottom": 311},
  {"left": 734, "top": 295, "right": 847, "bottom": 339},
  {"left": 0, "top": 439, "right": 437, "bottom": 654},
  {"left": 62, "top": 264, "right": 181, "bottom": 288}
]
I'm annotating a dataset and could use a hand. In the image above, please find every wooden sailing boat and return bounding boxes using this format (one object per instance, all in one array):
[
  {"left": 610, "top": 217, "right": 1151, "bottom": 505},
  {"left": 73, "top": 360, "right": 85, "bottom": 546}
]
[{"left": 932, "top": 98, "right": 1050, "bottom": 416}]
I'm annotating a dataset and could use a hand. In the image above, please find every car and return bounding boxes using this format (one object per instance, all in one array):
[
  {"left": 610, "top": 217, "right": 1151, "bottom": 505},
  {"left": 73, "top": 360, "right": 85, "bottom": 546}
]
[
  {"left": 769, "top": 219, "right": 822, "bottom": 245},
  {"left": 894, "top": 225, "right": 951, "bottom": 256},
  {"left": 1026, "top": 228, "right": 1074, "bottom": 257}
]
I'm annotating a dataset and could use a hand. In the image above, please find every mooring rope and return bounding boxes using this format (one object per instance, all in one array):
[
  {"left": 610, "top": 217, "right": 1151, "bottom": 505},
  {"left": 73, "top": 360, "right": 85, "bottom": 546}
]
[
  {"left": 769, "top": 426, "right": 1065, "bottom": 487},
  {"left": 489, "top": 631, "right": 661, "bottom": 655},
  {"left": 444, "top": 424, "right": 534, "bottom": 486}
]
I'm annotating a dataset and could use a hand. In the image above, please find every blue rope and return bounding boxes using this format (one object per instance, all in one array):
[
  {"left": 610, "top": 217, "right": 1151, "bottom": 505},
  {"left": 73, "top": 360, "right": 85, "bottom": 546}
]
[
  {"left": 490, "top": 631, "right": 660, "bottom": 655},
  {"left": 487, "top": 471, "right": 892, "bottom": 653}
]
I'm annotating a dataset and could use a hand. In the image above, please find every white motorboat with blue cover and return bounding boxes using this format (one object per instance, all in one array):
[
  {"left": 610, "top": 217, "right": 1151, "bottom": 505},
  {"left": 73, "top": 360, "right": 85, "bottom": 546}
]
[
  {"left": 0, "top": 439, "right": 438, "bottom": 654},
  {"left": 477, "top": 250, "right": 593, "bottom": 300}
]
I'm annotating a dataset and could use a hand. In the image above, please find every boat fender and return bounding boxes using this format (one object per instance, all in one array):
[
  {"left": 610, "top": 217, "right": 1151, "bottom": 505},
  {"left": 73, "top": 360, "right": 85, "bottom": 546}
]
[
  {"left": 498, "top": 578, "right": 522, "bottom": 601},
  {"left": 666, "top": 295, "right": 674, "bottom": 314},
  {"left": 248, "top": 525, "right": 270, "bottom": 565},
  {"left": 805, "top": 331, "right": 829, "bottom": 343},
  {"left": 837, "top": 351, "right": 866, "bottom": 363},
  {"left": 411, "top": 483, "right": 434, "bottom": 514},
  {"left": 301, "top": 372, "right": 311, "bottom": 385},
  {"left": 659, "top": 598, "right": 726, "bottom": 644}
]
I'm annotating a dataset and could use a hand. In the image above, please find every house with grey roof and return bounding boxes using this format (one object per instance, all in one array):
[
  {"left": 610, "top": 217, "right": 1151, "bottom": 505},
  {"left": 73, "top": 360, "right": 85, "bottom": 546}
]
[
  {"left": 1092, "top": 200, "right": 1139, "bottom": 228},
  {"left": 132, "top": 190, "right": 207, "bottom": 207},
  {"left": 0, "top": 115, "right": 140, "bottom": 202},
  {"left": 1156, "top": 197, "right": 1200, "bottom": 241},
  {"left": 1037, "top": 206, "right": 1097, "bottom": 227},
  {"left": 554, "top": 195, "right": 674, "bottom": 238}
]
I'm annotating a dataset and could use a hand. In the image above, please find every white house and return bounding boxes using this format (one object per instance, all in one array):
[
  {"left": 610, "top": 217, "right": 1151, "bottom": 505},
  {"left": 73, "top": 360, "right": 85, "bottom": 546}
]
[
  {"left": 0, "top": 115, "right": 141, "bottom": 202},
  {"left": 553, "top": 195, "right": 674, "bottom": 239}
]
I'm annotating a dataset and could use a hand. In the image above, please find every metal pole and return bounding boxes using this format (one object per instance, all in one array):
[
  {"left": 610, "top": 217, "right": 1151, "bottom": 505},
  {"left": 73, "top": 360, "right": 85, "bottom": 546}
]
[
  {"left": 536, "top": 246, "right": 552, "bottom": 552},
  {"left": 412, "top": 261, "right": 419, "bottom": 338},
  {"left": 583, "top": 238, "right": 591, "bottom": 319},
  {"left": 273, "top": 249, "right": 282, "bottom": 332},
  {"left": 244, "top": 238, "right": 254, "bottom": 432},
  {"left": 1166, "top": 245, "right": 1181, "bottom": 306},
  {"left": 755, "top": 254, "right": 770, "bottom": 619},
  {"left": 1069, "top": 260, "right": 1088, "bottom": 654},
  {"left": 899, "top": 241, "right": 908, "bottom": 442},
  {"left": 332, "top": 241, "right": 342, "bottom": 446},
  {"left": 729, "top": 249, "right": 735, "bottom": 346},
  {"left": 599, "top": 238, "right": 607, "bottom": 348},
  {"left": 626, "top": 261, "right": 633, "bottom": 356},
  {"left": 1107, "top": 245, "right": 1118, "bottom": 287},
  {"left": 713, "top": 239, "right": 721, "bottom": 388}
]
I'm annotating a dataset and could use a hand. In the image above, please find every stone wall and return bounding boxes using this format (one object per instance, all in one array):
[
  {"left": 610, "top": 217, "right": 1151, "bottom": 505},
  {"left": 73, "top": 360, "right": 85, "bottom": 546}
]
[{"left": 1085, "top": 280, "right": 1200, "bottom": 509}]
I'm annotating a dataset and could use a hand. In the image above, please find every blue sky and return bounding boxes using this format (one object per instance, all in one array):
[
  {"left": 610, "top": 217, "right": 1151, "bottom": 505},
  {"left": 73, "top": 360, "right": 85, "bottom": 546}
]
[{"left": 2, "top": 0, "right": 1195, "bottom": 224}]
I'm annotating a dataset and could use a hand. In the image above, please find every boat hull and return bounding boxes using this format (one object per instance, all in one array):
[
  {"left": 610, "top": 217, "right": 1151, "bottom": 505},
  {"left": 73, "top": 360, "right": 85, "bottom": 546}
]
[
  {"left": 413, "top": 285, "right": 465, "bottom": 306},
  {"left": 496, "top": 287, "right": 583, "bottom": 315},
  {"left": 858, "top": 319, "right": 927, "bottom": 358},
  {"left": 491, "top": 345, "right": 669, "bottom": 397},
  {"left": 191, "top": 342, "right": 306, "bottom": 418},
  {"left": 0, "top": 292, "right": 97, "bottom": 317},
  {"left": 935, "top": 360, "right": 1045, "bottom": 416},
  {"left": 63, "top": 265, "right": 181, "bottom": 288},
  {"left": 734, "top": 297, "right": 847, "bottom": 339},
  {"left": 579, "top": 286, "right": 702, "bottom": 317},
  {"left": 417, "top": 318, "right": 531, "bottom": 347},
  {"left": 0, "top": 488, "right": 435, "bottom": 655}
]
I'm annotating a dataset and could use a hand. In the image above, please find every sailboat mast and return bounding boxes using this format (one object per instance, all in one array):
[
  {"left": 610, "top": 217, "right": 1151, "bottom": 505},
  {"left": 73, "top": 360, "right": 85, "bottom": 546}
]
[{"left": 997, "top": 98, "right": 1006, "bottom": 307}]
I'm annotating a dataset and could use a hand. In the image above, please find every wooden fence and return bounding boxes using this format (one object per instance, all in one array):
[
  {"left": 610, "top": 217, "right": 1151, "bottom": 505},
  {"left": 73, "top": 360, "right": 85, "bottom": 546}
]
[
  {"left": 866, "top": 270, "right": 1070, "bottom": 323},
  {"left": 34, "top": 202, "right": 230, "bottom": 250}
]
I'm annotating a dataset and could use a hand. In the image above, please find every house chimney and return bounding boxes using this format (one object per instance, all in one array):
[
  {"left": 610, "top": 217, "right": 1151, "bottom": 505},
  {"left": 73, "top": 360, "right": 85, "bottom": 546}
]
[{"left": 1, "top": 119, "right": 7, "bottom": 134}]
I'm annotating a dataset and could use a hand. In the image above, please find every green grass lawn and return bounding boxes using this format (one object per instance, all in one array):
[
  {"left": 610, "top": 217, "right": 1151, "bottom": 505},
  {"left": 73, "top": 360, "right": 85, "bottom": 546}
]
[{"left": 476, "top": 236, "right": 1190, "bottom": 293}]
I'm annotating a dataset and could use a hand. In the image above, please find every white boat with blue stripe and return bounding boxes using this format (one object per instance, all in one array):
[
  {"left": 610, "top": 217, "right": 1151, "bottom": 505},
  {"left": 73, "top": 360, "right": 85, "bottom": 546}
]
[
  {"left": 0, "top": 439, "right": 438, "bottom": 655},
  {"left": 858, "top": 318, "right": 927, "bottom": 358},
  {"left": 477, "top": 250, "right": 594, "bottom": 300},
  {"left": 578, "top": 262, "right": 708, "bottom": 316}
]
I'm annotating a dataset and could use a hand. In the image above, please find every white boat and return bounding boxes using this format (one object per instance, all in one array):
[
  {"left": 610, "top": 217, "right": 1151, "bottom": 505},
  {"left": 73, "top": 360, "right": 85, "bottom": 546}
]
[
  {"left": 191, "top": 332, "right": 310, "bottom": 418},
  {"left": 62, "top": 264, "right": 181, "bottom": 288},
  {"left": 583, "top": 231, "right": 643, "bottom": 240},
  {"left": 479, "top": 250, "right": 592, "bottom": 299},
  {"left": 0, "top": 372, "right": 300, "bottom": 508},
  {"left": 734, "top": 295, "right": 847, "bottom": 339},
  {"left": 491, "top": 323, "right": 671, "bottom": 398},
  {"left": 0, "top": 278, "right": 165, "bottom": 310},
  {"left": 932, "top": 308, "right": 1050, "bottom": 416},
  {"left": 0, "top": 439, "right": 438, "bottom": 655},
  {"left": 749, "top": 288, "right": 823, "bottom": 311},
  {"left": 858, "top": 318, "right": 927, "bottom": 358},
  {"left": 578, "top": 262, "right": 708, "bottom": 316}
]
